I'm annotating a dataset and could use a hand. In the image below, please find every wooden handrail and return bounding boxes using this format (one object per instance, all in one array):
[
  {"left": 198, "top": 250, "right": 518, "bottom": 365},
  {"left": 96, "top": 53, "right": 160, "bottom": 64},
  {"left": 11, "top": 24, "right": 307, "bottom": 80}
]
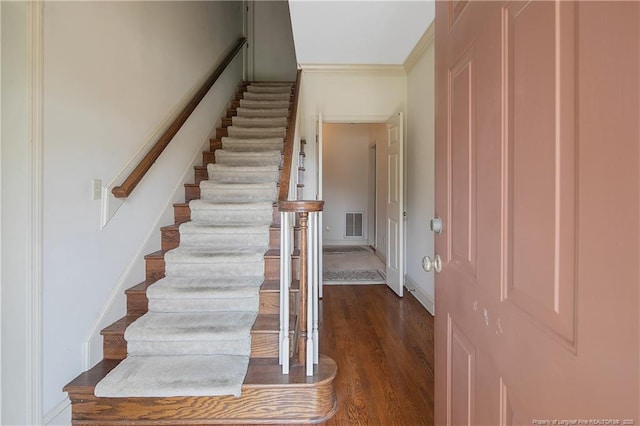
[
  {"left": 112, "top": 37, "right": 247, "bottom": 198},
  {"left": 278, "top": 69, "right": 302, "bottom": 202},
  {"left": 278, "top": 200, "right": 324, "bottom": 213}
]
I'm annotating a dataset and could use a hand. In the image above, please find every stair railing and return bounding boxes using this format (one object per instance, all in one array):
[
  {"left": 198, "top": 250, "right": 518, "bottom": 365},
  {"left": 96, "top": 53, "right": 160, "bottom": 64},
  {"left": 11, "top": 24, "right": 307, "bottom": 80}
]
[{"left": 278, "top": 71, "right": 324, "bottom": 376}]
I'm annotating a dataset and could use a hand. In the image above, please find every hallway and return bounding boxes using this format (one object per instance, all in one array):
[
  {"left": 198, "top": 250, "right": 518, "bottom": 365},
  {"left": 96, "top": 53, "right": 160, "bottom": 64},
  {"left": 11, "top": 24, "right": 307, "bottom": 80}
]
[{"left": 323, "top": 246, "right": 386, "bottom": 284}]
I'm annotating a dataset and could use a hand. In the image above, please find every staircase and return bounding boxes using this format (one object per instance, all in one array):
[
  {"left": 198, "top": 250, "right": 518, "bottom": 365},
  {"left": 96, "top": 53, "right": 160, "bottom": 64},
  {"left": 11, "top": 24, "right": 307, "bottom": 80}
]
[{"left": 64, "top": 80, "right": 337, "bottom": 424}]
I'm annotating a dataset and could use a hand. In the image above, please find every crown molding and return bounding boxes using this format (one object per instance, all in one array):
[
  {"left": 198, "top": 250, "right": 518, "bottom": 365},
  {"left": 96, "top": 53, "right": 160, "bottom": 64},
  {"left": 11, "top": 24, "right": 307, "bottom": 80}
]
[
  {"left": 299, "top": 63, "right": 406, "bottom": 77},
  {"left": 403, "top": 21, "right": 435, "bottom": 72}
]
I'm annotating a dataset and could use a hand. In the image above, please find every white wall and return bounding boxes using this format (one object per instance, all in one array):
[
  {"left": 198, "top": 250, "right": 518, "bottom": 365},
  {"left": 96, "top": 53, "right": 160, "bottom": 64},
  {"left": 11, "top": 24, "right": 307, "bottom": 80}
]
[
  {"left": 404, "top": 25, "right": 435, "bottom": 314},
  {"left": 252, "top": 1, "right": 297, "bottom": 81},
  {"left": 322, "top": 123, "right": 370, "bottom": 245},
  {"left": 41, "top": 1, "right": 243, "bottom": 422},
  {"left": 1, "top": 2, "right": 31, "bottom": 423}
]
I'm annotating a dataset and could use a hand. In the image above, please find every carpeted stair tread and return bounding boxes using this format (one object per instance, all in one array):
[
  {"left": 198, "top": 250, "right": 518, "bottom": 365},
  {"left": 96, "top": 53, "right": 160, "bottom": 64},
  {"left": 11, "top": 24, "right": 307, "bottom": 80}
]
[
  {"left": 239, "top": 99, "right": 291, "bottom": 109},
  {"left": 242, "top": 92, "right": 291, "bottom": 101},
  {"left": 164, "top": 246, "right": 267, "bottom": 278},
  {"left": 215, "top": 150, "right": 282, "bottom": 166},
  {"left": 165, "top": 246, "right": 267, "bottom": 264},
  {"left": 231, "top": 116, "right": 288, "bottom": 128},
  {"left": 207, "top": 164, "right": 280, "bottom": 183},
  {"left": 236, "top": 107, "right": 290, "bottom": 118},
  {"left": 125, "top": 311, "right": 257, "bottom": 342},
  {"left": 222, "top": 137, "right": 284, "bottom": 152},
  {"left": 248, "top": 81, "right": 294, "bottom": 86},
  {"left": 246, "top": 85, "right": 292, "bottom": 93},
  {"left": 189, "top": 200, "right": 273, "bottom": 225},
  {"left": 227, "top": 126, "right": 286, "bottom": 139},
  {"left": 94, "top": 355, "right": 249, "bottom": 397},
  {"left": 124, "top": 312, "right": 256, "bottom": 357},
  {"left": 178, "top": 223, "right": 270, "bottom": 248},
  {"left": 148, "top": 276, "right": 262, "bottom": 300},
  {"left": 199, "top": 182, "right": 277, "bottom": 203},
  {"left": 147, "top": 276, "right": 260, "bottom": 313}
]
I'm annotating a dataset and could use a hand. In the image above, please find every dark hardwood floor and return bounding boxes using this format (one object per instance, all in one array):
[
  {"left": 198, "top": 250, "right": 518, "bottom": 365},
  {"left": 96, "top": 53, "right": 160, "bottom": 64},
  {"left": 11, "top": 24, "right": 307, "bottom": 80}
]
[{"left": 319, "top": 285, "right": 435, "bottom": 426}]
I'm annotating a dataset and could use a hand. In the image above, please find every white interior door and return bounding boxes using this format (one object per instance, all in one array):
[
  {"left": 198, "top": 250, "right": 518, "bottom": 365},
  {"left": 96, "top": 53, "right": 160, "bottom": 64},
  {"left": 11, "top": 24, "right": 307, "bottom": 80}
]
[{"left": 386, "top": 112, "right": 404, "bottom": 296}]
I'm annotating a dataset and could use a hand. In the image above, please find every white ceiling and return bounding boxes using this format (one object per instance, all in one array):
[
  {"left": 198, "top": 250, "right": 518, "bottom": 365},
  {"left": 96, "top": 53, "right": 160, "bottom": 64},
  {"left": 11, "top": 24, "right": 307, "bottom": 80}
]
[{"left": 288, "top": 0, "right": 435, "bottom": 65}]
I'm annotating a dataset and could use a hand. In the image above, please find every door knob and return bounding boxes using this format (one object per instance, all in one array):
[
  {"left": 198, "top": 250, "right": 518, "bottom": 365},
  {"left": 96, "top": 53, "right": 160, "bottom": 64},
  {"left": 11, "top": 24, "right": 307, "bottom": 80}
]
[
  {"left": 422, "top": 256, "right": 433, "bottom": 272},
  {"left": 422, "top": 255, "right": 442, "bottom": 273},
  {"left": 433, "top": 254, "right": 442, "bottom": 273}
]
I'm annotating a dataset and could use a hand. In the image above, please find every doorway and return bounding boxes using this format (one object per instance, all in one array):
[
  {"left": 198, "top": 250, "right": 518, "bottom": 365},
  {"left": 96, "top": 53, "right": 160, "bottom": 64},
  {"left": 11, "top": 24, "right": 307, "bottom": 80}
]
[{"left": 320, "top": 122, "right": 387, "bottom": 285}]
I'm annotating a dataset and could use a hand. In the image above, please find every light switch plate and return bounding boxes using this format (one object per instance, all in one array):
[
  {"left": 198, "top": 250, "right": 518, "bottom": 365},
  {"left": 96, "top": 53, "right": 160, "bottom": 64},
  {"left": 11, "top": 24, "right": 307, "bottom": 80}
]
[{"left": 92, "top": 179, "right": 102, "bottom": 200}]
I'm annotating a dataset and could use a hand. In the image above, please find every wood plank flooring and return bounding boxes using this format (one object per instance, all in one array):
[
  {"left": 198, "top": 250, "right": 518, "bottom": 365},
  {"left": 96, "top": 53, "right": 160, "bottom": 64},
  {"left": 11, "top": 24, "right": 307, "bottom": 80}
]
[
  {"left": 319, "top": 285, "right": 435, "bottom": 426},
  {"left": 252, "top": 284, "right": 434, "bottom": 426}
]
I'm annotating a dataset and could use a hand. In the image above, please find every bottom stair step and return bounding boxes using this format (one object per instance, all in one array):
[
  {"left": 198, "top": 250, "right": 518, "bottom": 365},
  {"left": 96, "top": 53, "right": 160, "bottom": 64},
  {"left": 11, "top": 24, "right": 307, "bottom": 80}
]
[
  {"left": 94, "top": 354, "right": 250, "bottom": 397},
  {"left": 64, "top": 355, "right": 338, "bottom": 425}
]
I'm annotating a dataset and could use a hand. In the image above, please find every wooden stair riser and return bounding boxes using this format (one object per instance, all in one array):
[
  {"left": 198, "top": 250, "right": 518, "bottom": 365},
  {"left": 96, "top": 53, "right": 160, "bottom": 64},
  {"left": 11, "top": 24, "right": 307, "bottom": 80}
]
[
  {"left": 173, "top": 203, "right": 281, "bottom": 225},
  {"left": 184, "top": 183, "right": 199, "bottom": 202},
  {"left": 259, "top": 290, "right": 297, "bottom": 316},
  {"left": 125, "top": 281, "right": 149, "bottom": 317},
  {"left": 161, "top": 224, "right": 297, "bottom": 253},
  {"left": 145, "top": 251, "right": 298, "bottom": 282},
  {"left": 209, "top": 139, "right": 223, "bottom": 152},
  {"left": 194, "top": 166, "right": 208, "bottom": 184},
  {"left": 202, "top": 150, "right": 216, "bottom": 166},
  {"left": 144, "top": 254, "right": 165, "bottom": 282}
]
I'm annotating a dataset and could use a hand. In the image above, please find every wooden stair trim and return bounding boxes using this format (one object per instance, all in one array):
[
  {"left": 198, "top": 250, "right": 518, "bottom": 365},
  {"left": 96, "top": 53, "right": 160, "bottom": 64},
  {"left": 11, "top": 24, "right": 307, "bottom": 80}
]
[
  {"left": 278, "top": 70, "right": 302, "bottom": 202},
  {"left": 64, "top": 356, "right": 337, "bottom": 424}
]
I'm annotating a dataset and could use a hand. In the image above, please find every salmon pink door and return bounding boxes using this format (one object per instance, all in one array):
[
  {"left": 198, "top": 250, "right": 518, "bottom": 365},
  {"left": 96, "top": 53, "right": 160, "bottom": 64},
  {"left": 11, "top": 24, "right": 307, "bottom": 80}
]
[{"left": 434, "top": 1, "right": 639, "bottom": 424}]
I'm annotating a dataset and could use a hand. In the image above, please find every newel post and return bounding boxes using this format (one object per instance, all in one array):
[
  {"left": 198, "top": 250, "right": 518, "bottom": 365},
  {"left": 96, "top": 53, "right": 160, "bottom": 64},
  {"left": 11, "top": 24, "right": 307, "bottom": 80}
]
[{"left": 278, "top": 200, "right": 324, "bottom": 375}]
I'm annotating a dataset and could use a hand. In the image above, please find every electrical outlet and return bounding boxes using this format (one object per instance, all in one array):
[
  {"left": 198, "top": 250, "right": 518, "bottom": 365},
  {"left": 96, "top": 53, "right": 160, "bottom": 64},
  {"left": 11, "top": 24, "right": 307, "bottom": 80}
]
[{"left": 92, "top": 179, "right": 102, "bottom": 200}]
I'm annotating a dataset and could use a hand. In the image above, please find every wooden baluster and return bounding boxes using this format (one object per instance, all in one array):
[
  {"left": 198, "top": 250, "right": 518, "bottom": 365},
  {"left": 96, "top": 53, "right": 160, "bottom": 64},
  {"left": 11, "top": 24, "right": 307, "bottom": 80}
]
[{"left": 297, "top": 211, "right": 308, "bottom": 366}]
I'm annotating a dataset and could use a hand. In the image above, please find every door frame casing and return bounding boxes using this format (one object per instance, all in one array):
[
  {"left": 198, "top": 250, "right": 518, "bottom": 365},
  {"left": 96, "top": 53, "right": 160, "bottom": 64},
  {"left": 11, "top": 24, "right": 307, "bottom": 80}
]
[{"left": 316, "top": 114, "right": 406, "bottom": 294}]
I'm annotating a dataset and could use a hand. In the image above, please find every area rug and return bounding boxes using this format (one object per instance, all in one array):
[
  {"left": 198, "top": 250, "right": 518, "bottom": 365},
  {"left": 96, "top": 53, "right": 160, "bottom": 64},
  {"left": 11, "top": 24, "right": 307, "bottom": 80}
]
[
  {"left": 323, "top": 246, "right": 369, "bottom": 254},
  {"left": 323, "top": 269, "right": 386, "bottom": 284}
]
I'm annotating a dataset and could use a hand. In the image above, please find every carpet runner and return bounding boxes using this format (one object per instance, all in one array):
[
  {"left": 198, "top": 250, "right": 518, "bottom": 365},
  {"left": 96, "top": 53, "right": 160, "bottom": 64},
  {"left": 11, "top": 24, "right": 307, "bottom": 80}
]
[{"left": 94, "top": 82, "right": 292, "bottom": 398}]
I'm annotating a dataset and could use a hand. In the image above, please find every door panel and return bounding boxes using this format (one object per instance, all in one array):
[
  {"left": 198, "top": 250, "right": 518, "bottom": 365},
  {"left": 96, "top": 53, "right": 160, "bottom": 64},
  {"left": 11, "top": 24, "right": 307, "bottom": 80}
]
[
  {"left": 447, "top": 315, "right": 476, "bottom": 426},
  {"left": 435, "top": 1, "right": 639, "bottom": 424},
  {"left": 386, "top": 113, "right": 404, "bottom": 296},
  {"left": 502, "top": 1, "right": 577, "bottom": 343},
  {"left": 448, "top": 49, "right": 477, "bottom": 279}
]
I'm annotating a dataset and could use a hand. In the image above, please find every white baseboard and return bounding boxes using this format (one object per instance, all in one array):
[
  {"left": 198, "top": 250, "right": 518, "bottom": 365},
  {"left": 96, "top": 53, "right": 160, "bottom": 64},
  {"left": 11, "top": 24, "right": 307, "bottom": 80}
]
[
  {"left": 43, "top": 398, "right": 71, "bottom": 426},
  {"left": 404, "top": 274, "right": 435, "bottom": 315}
]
